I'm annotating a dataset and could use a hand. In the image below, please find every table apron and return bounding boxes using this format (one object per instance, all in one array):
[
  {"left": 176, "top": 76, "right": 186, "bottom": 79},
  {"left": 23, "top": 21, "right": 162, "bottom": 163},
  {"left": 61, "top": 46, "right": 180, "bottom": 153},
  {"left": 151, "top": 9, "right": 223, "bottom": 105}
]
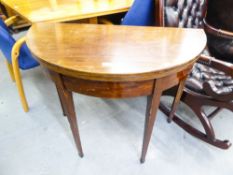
[{"left": 49, "top": 66, "right": 192, "bottom": 98}]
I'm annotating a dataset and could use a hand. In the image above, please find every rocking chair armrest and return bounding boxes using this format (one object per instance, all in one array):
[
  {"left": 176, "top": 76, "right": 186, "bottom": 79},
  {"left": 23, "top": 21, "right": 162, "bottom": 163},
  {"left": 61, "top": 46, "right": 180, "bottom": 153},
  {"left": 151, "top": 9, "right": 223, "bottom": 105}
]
[
  {"left": 198, "top": 54, "right": 233, "bottom": 77},
  {"left": 4, "top": 15, "right": 18, "bottom": 27}
]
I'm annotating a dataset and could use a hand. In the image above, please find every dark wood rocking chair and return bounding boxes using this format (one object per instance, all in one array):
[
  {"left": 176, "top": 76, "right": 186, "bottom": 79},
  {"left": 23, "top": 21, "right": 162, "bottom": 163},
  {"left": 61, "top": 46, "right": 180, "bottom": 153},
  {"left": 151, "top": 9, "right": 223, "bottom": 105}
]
[{"left": 156, "top": 0, "right": 233, "bottom": 149}]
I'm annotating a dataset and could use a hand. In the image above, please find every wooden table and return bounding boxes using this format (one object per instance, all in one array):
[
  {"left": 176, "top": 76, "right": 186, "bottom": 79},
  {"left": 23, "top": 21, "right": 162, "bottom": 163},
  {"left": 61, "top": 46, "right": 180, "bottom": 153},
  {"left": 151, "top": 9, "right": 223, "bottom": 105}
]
[
  {"left": 26, "top": 23, "right": 206, "bottom": 163},
  {"left": 1, "top": 0, "right": 133, "bottom": 23}
]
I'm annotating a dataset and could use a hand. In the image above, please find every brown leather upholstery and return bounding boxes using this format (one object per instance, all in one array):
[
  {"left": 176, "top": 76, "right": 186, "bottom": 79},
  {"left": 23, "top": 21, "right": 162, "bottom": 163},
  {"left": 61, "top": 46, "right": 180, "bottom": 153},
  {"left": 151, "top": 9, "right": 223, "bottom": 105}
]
[
  {"left": 205, "top": 0, "right": 233, "bottom": 63},
  {"left": 206, "top": 0, "right": 233, "bottom": 31},
  {"left": 163, "top": 0, "right": 207, "bottom": 28},
  {"left": 159, "top": 0, "right": 233, "bottom": 150},
  {"left": 161, "top": 0, "right": 233, "bottom": 98},
  {"left": 186, "top": 62, "right": 233, "bottom": 100}
]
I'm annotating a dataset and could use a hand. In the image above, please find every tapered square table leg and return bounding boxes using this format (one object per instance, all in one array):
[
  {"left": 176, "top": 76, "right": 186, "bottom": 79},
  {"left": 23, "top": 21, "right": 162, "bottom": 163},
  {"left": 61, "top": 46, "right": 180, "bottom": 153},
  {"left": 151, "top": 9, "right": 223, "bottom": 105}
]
[
  {"left": 51, "top": 72, "right": 84, "bottom": 157},
  {"left": 140, "top": 79, "right": 163, "bottom": 163}
]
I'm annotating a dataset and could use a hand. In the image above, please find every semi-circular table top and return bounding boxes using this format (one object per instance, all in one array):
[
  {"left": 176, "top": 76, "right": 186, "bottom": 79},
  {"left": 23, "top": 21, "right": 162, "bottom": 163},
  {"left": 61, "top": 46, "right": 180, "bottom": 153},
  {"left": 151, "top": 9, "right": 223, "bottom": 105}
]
[{"left": 26, "top": 23, "right": 207, "bottom": 81}]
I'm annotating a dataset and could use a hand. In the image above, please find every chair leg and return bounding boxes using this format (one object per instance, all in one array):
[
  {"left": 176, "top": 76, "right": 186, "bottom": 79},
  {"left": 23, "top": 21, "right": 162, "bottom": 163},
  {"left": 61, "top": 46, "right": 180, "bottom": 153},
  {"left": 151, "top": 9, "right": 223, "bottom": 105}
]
[
  {"left": 194, "top": 106, "right": 216, "bottom": 140},
  {"left": 183, "top": 95, "right": 232, "bottom": 145},
  {"left": 181, "top": 96, "right": 214, "bottom": 138},
  {"left": 207, "top": 107, "right": 222, "bottom": 120},
  {"left": 11, "top": 36, "right": 29, "bottom": 112},
  {"left": 5, "top": 60, "right": 15, "bottom": 82},
  {"left": 159, "top": 102, "right": 231, "bottom": 149},
  {"left": 12, "top": 56, "right": 29, "bottom": 112}
]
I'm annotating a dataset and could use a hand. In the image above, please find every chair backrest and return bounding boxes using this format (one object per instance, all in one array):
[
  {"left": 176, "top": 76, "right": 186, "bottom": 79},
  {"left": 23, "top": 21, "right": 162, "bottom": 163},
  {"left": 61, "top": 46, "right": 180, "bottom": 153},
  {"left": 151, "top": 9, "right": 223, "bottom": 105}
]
[
  {"left": 0, "top": 25, "right": 16, "bottom": 63},
  {"left": 204, "top": 0, "right": 233, "bottom": 63},
  {"left": 0, "top": 23, "right": 39, "bottom": 69},
  {"left": 206, "top": 0, "right": 233, "bottom": 31},
  {"left": 0, "top": 17, "right": 10, "bottom": 31},
  {"left": 121, "top": 0, "right": 155, "bottom": 26},
  {"left": 155, "top": 0, "right": 208, "bottom": 28}
]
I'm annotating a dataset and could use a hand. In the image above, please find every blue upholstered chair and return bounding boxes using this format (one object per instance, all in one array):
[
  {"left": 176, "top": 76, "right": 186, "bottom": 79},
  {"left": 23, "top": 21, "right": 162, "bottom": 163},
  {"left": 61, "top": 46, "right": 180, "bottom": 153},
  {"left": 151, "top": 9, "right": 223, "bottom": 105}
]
[
  {"left": 0, "top": 17, "right": 39, "bottom": 112},
  {"left": 121, "top": 0, "right": 155, "bottom": 26},
  {"left": 0, "top": 18, "right": 9, "bottom": 31}
]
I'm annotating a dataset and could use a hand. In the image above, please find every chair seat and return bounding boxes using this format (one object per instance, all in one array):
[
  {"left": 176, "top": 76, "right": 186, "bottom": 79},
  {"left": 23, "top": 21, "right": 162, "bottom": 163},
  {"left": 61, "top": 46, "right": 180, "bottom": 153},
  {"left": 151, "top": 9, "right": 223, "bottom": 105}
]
[{"left": 186, "top": 62, "right": 233, "bottom": 99}]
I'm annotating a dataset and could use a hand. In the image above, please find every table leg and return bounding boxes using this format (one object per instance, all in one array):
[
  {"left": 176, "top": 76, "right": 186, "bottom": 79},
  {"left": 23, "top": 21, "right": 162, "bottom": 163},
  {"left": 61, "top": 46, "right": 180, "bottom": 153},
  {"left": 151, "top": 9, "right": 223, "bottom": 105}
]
[
  {"left": 51, "top": 72, "right": 84, "bottom": 157},
  {"left": 167, "top": 77, "right": 187, "bottom": 123},
  {"left": 140, "top": 79, "right": 163, "bottom": 163},
  {"left": 55, "top": 85, "right": 68, "bottom": 116}
]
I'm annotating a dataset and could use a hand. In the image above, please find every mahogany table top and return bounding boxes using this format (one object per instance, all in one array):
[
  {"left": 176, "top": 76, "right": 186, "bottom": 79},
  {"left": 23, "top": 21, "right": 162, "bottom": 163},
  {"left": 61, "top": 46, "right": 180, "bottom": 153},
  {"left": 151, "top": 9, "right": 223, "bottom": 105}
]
[{"left": 26, "top": 23, "right": 207, "bottom": 81}]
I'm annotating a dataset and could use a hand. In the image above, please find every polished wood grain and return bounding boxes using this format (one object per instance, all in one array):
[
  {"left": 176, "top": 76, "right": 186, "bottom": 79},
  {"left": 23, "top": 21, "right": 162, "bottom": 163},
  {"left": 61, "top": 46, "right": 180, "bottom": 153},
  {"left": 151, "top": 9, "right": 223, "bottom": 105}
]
[
  {"left": 26, "top": 23, "right": 207, "bottom": 163},
  {"left": 48, "top": 66, "right": 192, "bottom": 163},
  {"left": 50, "top": 71, "right": 84, "bottom": 157},
  {"left": 60, "top": 66, "right": 192, "bottom": 99},
  {"left": 140, "top": 79, "right": 163, "bottom": 163},
  {"left": 26, "top": 23, "right": 206, "bottom": 81},
  {"left": 1, "top": 0, "right": 133, "bottom": 23}
]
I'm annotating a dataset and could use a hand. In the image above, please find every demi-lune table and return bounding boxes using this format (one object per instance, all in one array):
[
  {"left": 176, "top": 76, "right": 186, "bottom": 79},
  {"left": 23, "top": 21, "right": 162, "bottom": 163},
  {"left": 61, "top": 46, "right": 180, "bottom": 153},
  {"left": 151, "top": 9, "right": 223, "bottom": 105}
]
[
  {"left": 26, "top": 23, "right": 206, "bottom": 163},
  {"left": 1, "top": 0, "right": 133, "bottom": 23}
]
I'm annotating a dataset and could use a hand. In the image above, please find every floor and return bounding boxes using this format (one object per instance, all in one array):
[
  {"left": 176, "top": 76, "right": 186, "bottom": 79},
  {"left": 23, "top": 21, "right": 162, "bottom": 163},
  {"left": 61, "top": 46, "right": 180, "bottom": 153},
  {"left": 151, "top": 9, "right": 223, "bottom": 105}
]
[{"left": 0, "top": 31, "right": 233, "bottom": 175}]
